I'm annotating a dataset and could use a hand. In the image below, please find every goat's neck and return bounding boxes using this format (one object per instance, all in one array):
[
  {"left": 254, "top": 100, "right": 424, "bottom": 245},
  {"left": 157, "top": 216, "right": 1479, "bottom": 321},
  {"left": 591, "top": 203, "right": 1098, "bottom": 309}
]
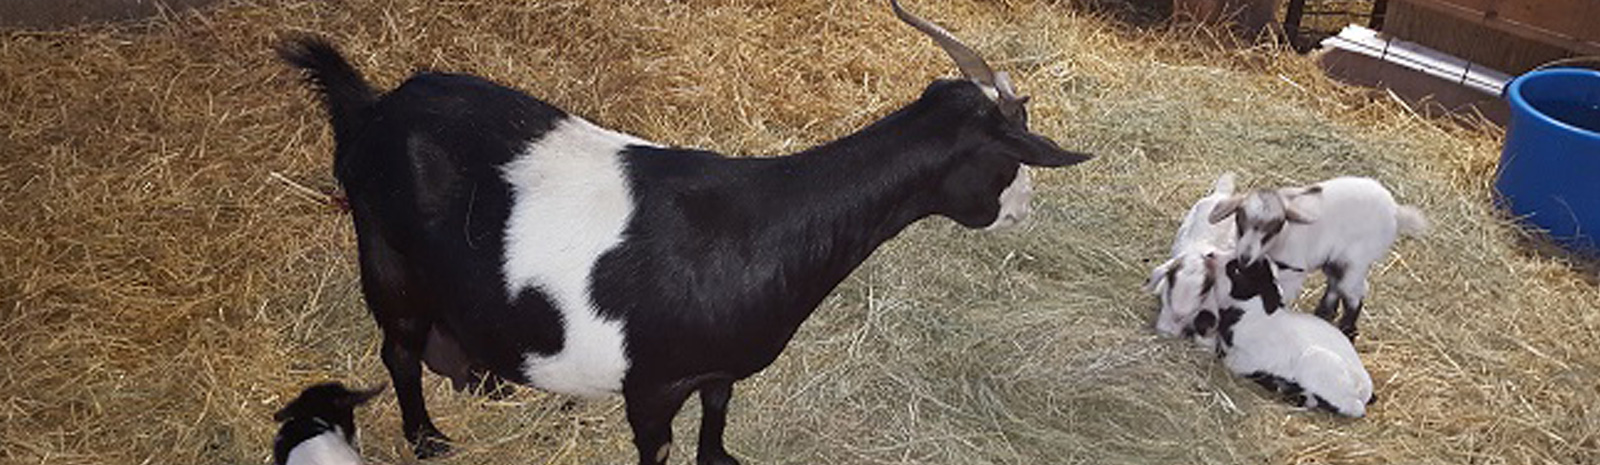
[{"left": 756, "top": 103, "right": 971, "bottom": 319}]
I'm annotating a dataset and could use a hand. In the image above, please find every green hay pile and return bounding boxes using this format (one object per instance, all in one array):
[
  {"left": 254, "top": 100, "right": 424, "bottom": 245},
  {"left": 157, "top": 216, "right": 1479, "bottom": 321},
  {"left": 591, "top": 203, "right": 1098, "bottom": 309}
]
[{"left": 2, "top": 1, "right": 1595, "bottom": 464}]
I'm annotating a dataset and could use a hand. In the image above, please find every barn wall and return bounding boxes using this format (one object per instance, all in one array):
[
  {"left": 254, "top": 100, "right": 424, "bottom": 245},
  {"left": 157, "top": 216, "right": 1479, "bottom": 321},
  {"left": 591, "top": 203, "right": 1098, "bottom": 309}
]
[{"left": 1383, "top": 0, "right": 1582, "bottom": 74}]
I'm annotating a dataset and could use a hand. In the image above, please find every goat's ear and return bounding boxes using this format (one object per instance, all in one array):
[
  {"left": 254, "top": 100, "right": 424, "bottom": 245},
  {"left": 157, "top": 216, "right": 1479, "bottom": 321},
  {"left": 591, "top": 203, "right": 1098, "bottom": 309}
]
[
  {"left": 1002, "top": 131, "right": 1093, "bottom": 167},
  {"left": 1203, "top": 249, "right": 1231, "bottom": 269},
  {"left": 1208, "top": 194, "right": 1245, "bottom": 224},
  {"left": 1144, "top": 259, "right": 1175, "bottom": 294},
  {"left": 337, "top": 383, "right": 386, "bottom": 409},
  {"left": 272, "top": 402, "right": 300, "bottom": 422},
  {"left": 1284, "top": 203, "right": 1317, "bottom": 224},
  {"left": 1279, "top": 186, "right": 1322, "bottom": 224}
]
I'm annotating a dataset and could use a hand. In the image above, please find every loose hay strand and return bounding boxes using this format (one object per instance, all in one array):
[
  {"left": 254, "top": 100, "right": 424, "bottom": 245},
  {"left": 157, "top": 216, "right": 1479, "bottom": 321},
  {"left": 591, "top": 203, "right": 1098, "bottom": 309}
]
[{"left": 2, "top": 1, "right": 1597, "bottom": 464}]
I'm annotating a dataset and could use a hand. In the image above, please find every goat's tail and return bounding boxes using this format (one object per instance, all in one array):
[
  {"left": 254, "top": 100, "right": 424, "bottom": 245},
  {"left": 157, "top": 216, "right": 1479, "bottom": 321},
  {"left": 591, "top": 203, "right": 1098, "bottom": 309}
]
[
  {"left": 1395, "top": 205, "right": 1429, "bottom": 237},
  {"left": 1210, "top": 172, "right": 1237, "bottom": 196},
  {"left": 277, "top": 35, "right": 377, "bottom": 138}
]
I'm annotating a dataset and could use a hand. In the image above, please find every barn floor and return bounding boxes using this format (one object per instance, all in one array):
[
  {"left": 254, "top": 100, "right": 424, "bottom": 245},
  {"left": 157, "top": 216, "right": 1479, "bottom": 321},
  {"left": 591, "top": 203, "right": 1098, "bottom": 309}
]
[{"left": 3, "top": 1, "right": 1596, "bottom": 464}]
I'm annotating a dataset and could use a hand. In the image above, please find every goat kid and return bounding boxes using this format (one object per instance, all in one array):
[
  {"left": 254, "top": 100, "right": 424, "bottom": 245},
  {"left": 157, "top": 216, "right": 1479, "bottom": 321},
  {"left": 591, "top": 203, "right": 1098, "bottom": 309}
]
[
  {"left": 1208, "top": 176, "right": 1426, "bottom": 339},
  {"left": 273, "top": 383, "right": 384, "bottom": 465},
  {"left": 1189, "top": 257, "right": 1375, "bottom": 417},
  {"left": 278, "top": 1, "right": 1091, "bottom": 463},
  {"left": 1146, "top": 172, "right": 1237, "bottom": 337}
]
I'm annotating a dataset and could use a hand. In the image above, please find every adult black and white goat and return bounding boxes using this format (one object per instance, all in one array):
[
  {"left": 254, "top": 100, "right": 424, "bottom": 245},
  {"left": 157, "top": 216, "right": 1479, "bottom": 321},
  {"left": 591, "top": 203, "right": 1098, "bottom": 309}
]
[
  {"left": 273, "top": 383, "right": 384, "bottom": 465},
  {"left": 1146, "top": 172, "right": 1237, "bottom": 337},
  {"left": 1208, "top": 176, "right": 1426, "bottom": 340},
  {"left": 277, "top": 1, "right": 1090, "bottom": 463},
  {"left": 1190, "top": 258, "right": 1375, "bottom": 418}
]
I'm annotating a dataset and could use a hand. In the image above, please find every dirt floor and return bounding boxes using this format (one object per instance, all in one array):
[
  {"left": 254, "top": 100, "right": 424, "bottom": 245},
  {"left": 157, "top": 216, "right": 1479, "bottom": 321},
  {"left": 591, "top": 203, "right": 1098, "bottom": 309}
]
[{"left": 2, "top": 1, "right": 1596, "bottom": 464}]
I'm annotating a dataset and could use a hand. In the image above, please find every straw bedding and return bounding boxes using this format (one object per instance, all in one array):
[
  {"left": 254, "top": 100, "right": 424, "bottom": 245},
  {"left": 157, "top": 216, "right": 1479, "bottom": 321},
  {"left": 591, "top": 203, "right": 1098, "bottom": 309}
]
[{"left": 2, "top": 0, "right": 1595, "bottom": 464}]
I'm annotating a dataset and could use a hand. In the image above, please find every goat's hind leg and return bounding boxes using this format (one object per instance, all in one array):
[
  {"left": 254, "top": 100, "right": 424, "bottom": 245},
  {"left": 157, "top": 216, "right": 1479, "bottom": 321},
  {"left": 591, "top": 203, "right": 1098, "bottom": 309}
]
[
  {"left": 1246, "top": 371, "right": 1307, "bottom": 407},
  {"left": 357, "top": 230, "right": 453, "bottom": 458},
  {"left": 1334, "top": 270, "right": 1370, "bottom": 341},
  {"left": 625, "top": 382, "right": 696, "bottom": 465},
  {"left": 382, "top": 329, "right": 454, "bottom": 458}
]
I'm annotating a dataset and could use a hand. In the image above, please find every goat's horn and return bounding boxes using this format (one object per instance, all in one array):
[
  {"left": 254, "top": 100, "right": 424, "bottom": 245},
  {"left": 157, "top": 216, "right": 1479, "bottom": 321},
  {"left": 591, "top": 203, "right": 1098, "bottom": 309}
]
[{"left": 891, "top": 0, "right": 998, "bottom": 87}]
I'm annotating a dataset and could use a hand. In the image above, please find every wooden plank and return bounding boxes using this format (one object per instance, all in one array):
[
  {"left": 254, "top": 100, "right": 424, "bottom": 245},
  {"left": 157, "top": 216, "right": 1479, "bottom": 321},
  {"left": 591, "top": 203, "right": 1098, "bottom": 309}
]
[
  {"left": 1584, "top": 1, "right": 1600, "bottom": 45},
  {"left": 1398, "top": 0, "right": 1600, "bottom": 55},
  {"left": 1495, "top": 0, "right": 1590, "bottom": 44},
  {"left": 1385, "top": 1, "right": 1577, "bottom": 73}
]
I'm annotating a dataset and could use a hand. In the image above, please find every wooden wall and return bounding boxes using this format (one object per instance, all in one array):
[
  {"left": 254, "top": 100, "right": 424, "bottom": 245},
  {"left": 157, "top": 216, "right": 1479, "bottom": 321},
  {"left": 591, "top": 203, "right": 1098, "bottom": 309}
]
[{"left": 1384, "top": 0, "right": 1594, "bottom": 74}]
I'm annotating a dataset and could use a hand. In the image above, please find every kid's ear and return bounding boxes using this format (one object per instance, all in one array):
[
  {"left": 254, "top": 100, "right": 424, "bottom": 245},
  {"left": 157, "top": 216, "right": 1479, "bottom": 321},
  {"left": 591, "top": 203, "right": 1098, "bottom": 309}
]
[
  {"left": 1144, "top": 259, "right": 1175, "bottom": 294},
  {"left": 1280, "top": 186, "right": 1322, "bottom": 224},
  {"left": 1209, "top": 194, "right": 1245, "bottom": 224},
  {"left": 337, "top": 383, "right": 387, "bottom": 409},
  {"left": 272, "top": 403, "right": 300, "bottom": 422}
]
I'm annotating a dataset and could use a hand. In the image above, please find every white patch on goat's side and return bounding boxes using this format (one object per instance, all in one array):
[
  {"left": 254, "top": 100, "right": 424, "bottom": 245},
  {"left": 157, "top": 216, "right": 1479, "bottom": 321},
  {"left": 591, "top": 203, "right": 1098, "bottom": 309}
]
[
  {"left": 285, "top": 430, "right": 362, "bottom": 465},
  {"left": 501, "top": 116, "right": 652, "bottom": 398},
  {"left": 984, "top": 166, "right": 1033, "bottom": 230}
]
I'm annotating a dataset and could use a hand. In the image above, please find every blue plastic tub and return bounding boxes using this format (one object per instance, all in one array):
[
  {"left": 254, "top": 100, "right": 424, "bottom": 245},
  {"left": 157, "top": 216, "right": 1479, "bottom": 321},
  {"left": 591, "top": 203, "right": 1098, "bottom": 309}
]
[{"left": 1496, "top": 68, "right": 1600, "bottom": 256}]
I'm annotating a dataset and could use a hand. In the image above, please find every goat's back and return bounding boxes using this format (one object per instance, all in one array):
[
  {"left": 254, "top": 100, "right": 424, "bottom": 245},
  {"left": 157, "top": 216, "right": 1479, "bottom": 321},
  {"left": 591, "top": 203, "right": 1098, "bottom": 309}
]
[
  {"left": 1225, "top": 310, "right": 1373, "bottom": 417},
  {"left": 1272, "top": 177, "right": 1400, "bottom": 266}
]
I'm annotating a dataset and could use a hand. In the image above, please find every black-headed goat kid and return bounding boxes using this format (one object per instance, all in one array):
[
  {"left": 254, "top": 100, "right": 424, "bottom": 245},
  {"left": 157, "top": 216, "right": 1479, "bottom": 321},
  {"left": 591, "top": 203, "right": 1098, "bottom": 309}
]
[
  {"left": 278, "top": 1, "right": 1091, "bottom": 463},
  {"left": 273, "top": 383, "right": 384, "bottom": 465},
  {"left": 1190, "top": 257, "right": 1375, "bottom": 418}
]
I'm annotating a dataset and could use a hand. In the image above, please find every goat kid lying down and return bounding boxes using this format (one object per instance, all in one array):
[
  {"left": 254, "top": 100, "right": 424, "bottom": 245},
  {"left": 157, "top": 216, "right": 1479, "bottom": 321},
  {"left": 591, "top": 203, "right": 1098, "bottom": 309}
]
[
  {"left": 1189, "top": 256, "right": 1375, "bottom": 417},
  {"left": 1146, "top": 172, "right": 1237, "bottom": 337},
  {"left": 273, "top": 383, "right": 384, "bottom": 465},
  {"left": 1209, "top": 176, "right": 1427, "bottom": 340}
]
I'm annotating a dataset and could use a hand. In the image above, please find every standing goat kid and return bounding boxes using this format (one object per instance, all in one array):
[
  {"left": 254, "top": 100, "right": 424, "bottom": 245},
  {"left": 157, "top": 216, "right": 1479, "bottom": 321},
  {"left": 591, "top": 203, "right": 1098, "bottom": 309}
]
[
  {"left": 1208, "top": 176, "right": 1426, "bottom": 340},
  {"left": 278, "top": 1, "right": 1091, "bottom": 463}
]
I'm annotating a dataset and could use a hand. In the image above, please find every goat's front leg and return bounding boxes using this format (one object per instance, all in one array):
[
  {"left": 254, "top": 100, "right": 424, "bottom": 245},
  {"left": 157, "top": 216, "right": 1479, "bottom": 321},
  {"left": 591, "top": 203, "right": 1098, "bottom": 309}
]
[
  {"left": 626, "top": 382, "right": 695, "bottom": 465},
  {"left": 1313, "top": 262, "right": 1345, "bottom": 321},
  {"left": 696, "top": 379, "right": 740, "bottom": 465},
  {"left": 1313, "top": 285, "right": 1340, "bottom": 322}
]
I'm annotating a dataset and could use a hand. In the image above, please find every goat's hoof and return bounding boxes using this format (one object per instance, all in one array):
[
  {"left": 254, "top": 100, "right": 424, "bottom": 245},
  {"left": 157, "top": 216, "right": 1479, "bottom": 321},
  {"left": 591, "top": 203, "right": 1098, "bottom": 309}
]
[
  {"left": 409, "top": 430, "right": 454, "bottom": 459},
  {"left": 696, "top": 451, "right": 741, "bottom": 465},
  {"left": 1341, "top": 326, "right": 1360, "bottom": 341}
]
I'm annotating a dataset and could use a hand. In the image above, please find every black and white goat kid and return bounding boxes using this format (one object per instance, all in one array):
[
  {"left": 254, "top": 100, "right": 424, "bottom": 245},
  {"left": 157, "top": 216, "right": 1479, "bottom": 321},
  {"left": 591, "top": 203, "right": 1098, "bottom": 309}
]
[
  {"left": 1208, "top": 176, "right": 1426, "bottom": 340},
  {"left": 1190, "top": 258, "right": 1375, "bottom": 418},
  {"left": 273, "top": 383, "right": 384, "bottom": 465},
  {"left": 1145, "top": 172, "right": 1236, "bottom": 337},
  {"left": 278, "top": 1, "right": 1091, "bottom": 463}
]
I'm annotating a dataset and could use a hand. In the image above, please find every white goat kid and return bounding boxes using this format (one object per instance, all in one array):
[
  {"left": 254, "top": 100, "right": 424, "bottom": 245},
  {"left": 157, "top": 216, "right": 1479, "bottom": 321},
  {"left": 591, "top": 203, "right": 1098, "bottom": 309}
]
[
  {"left": 1191, "top": 258, "right": 1375, "bottom": 418},
  {"left": 1208, "top": 176, "right": 1427, "bottom": 339},
  {"left": 1146, "top": 172, "right": 1237, "bottom": 337}
]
